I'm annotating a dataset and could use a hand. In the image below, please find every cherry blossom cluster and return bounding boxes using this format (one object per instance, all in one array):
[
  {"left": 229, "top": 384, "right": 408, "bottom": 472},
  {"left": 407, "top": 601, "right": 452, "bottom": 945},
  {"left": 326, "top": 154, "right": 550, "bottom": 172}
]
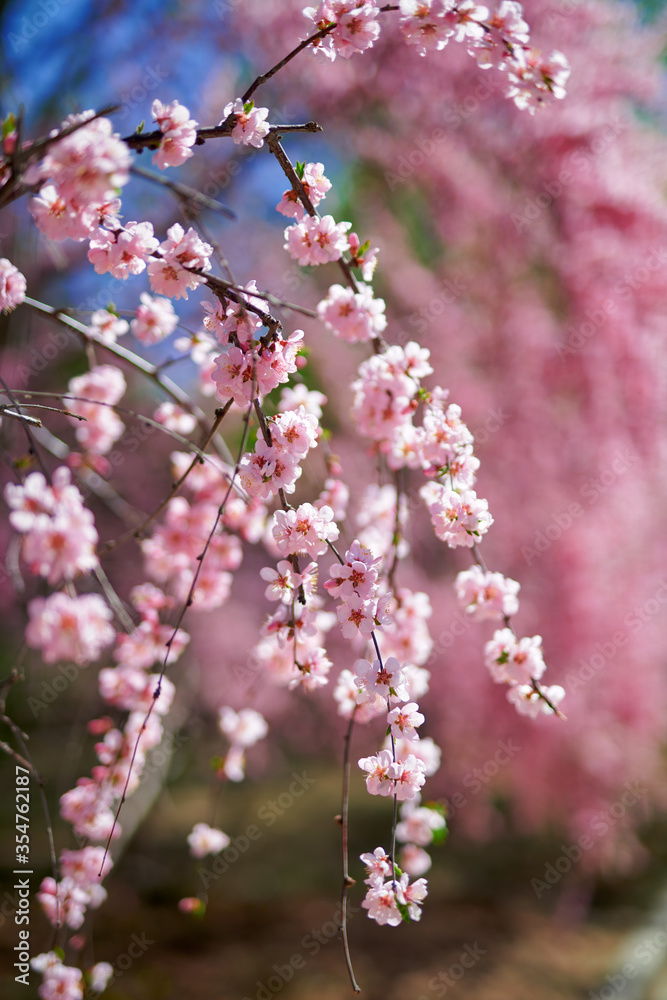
[
  {"left": 484, "top": 627, "right": 565, "bottom": 717},
  {"left": 277, "top": 160, "right": 332, "bottom": 221},
  {"left": 32, "top": 585, "right": 189, "bottom": 964},
  {"left": 151, "top": 98, "right": 199, "bottom": 169},
  {"left": 67, "top": 363, "right": 126, "bottom": 457},
  {"left": 0, "top": 0, "right": 572, "bottom": 977},
  {"left": 25, "top": 591, "right": 115, "bottom": 666},
  {"left": 26, "top": 112, "right": 131, "bottom": 242},
  {"left": 31, "top": 951, "right": 112, "bottom": 1000},
  {"left": 239, "top": 406, "right": 320, "bottom": 500},
  {"left": 142, "top": 492, "right": 242, "bottom": 612},
  {"left": 345, "top": 327, "right": 563, "bottom": 716},
  {"left": 5, "top": 467, "right": 99, "bottom": 584},
  {"left": 317, "top": 281, "right": 387, "bottom": 343},
  {"left": 37, "top": 847, "right": 112, "bottom": 932},
  {"left": 359, "top": 847, "right": 428, "bottom": 925},
  {"left": 89, "top": 219, "right": 211, "bottom": 299},
  {"left": 88, "top": 220, "right": 159, "bottom": 279},
  {"left": 206, "top": 291, "right": 305, "bottom": 407},
  {"left": 303, "top": 1, "right": 570, "bottom": 114}
]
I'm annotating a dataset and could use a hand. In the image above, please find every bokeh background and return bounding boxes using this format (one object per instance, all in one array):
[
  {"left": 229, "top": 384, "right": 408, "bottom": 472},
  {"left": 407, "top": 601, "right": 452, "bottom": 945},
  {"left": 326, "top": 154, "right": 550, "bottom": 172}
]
[{"left": 1, "top": 0, "right": 667, "bottom": 997}]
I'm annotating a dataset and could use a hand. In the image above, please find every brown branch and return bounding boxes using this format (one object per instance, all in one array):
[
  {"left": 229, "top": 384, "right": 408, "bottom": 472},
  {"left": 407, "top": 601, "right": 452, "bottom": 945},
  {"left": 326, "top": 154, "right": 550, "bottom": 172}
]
[{"left": 123, "top": 121, "right": 322, "bottom": 153}]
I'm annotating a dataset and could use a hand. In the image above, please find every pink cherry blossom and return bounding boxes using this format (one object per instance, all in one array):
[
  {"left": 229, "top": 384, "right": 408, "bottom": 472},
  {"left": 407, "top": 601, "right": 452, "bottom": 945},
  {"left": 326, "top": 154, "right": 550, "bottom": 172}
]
[
  {"left": 358, "top": 749, "right": 398, "bottom": 797},
  {"left": 187, "top": 822, "right": 231, "bottom": 858},
  {"left": 0, "top": 257, "right": 26, "bottom": 312},
  {"left": 87, "top": 221, "right": 159, "bottom": 278},
  {"left": 399, "top": 844, "right": 432, "bottom": 877},
  {"left": 455, "top": 566, "right": 520, "bottom": 621},
  {"left": 504, "top": 47, "right": 571, "bottom": 113},
  {"left": 277, "top": 161, "right": 332, "bottom": 220},
  {"left": 279, "top": 383, "right": 327, "bottom": 418},
  {"left": 25, "top": 592, "right": 115, "bottom": 665},
  {"left": 290, "top": 645, "right": 333, "bottom": 691},
  {"left": 272, "top": 503, "right": 339, "bottom": 557},
  {"left": 59, "top": 778, "right": 118, "bottom": 842},
  {"left": 37, "top": 875, "right": 91, "bottom": 930},
  {"left": 33, "top": 957, "right": 84, "bottom": 1000},
  {"left": 392, "top": 754, "right": 427, "bottom": 801},
  {"left": 222, "top": 98, "right": 270, "bottom": 148},
  {"left": 507, "top": 683, "right": 565, "bottom": 718},
  {"left": 22, "top": 508, "right": 99, "bottom": 585},
  {"left": 260, "top": 560, "right": 303, "bottom": 604},
  {"left": 147, "top": 223, "right": 212, "bottom": 299},
  {"left": 361, "top": 882, "right": 402, "bottom": 926},
  {"left": 131, "top": 292, "right": 178, "bottom": 344},
  {"left": 25, "top": 114, "right": 128, "bottom": 245},
  {"left": 354, "top": 655, "right": 409, "bottom": 703},
  {"left": 88, "top": 308, "right": 129, "bottom": 343},
  {"left": 67, "top": 364, "right": 126, "bottom": 454},
  {"left": 114, "top": 616, "right": 189, "bottom": 671},
  {"left": 396, "top": 803, "right": 446, "bottom": 847},
  {"left": 399, "top": 0, "right": 454, "bottom": 56},
  {"left": 152, "top": 99, "right": 198, "bottom": 169},
  {"left": 484, "top": 628, "right": 546, "bottom": 685},
  {"left": 360, "top": 846, "right": 392, "bottom": 887},
  {"left": 420, "top": 482, "right": 493, "bottom": 547},
  {"left": 396, "top": 872, "right": 428, "bottom": 920},
  {"left": 304, "top": 3, "right": 382, "bottom": 61},
  {"left": 154, "top": 401, "right": 197, "bottom": 435},
  {"left": 390, "top": 735, "right": 441, "bottom": 776},
  {"left": 387, "top": 701, "right": 425, "bottom": 741},
  {"left": 337, "top": 594, "right": 377, "bottom": 640},
  {"left": 218, "top": 706, "right": 268, "bottom": 747},
  {"left": 325, "top": 540, "right": 379, "bottom": 601},
  {"left": 317, "top": 281, "right": 387, "bottom": 342},
  {"left": 88, "top": 963, "right": 114, "bottom": 993},
  {"left": 284, "top": 214, "right": 351, "bottom": 266},
  {"left": 348, "top": 232, "right": 379, "bottom": 280}
]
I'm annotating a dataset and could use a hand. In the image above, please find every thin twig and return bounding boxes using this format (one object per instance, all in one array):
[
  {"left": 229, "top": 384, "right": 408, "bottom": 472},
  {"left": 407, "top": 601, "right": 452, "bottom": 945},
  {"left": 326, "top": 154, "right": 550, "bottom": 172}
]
[
  {"left": 21, "top": 298, "right": 234, "bottom": 465},
  {"left": 101, "top": 402, "right": 233, "bottom": 555},
  {"left": 242, "top": 24, "right": 337, "bottom": 104},
  {"left": 340, "top": 709, "right": 361, "bottom": 994},
  {"left": 130, "top": 164, "right": 236, "bottom": 219},
  {"left": 100, "top": 382, "right": 258, "bottom": 872}
]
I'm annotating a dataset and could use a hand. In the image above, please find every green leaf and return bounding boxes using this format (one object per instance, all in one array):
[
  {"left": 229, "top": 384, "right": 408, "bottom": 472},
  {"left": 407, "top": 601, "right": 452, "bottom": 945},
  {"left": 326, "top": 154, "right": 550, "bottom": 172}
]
[
  {"left": 431, "top": 825, "right": 449, "bottom": 846},
  {"left": 295, "top": 160, "right": 305, "bottom": 180},
  {"left": 2, "top": 114, "right": 16, "bottom": 139},
  {"left": 396, "top": 898, "right": 411, "bottom": 922},
  {"left": 136, "top": 120, "right": 145, "bottom": 134},
  {"left": 243, "top": 100, "right": 255, "bottom": 114},
  {"left": 356, "top": 239, "right": 371, "bottom": 256}
]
